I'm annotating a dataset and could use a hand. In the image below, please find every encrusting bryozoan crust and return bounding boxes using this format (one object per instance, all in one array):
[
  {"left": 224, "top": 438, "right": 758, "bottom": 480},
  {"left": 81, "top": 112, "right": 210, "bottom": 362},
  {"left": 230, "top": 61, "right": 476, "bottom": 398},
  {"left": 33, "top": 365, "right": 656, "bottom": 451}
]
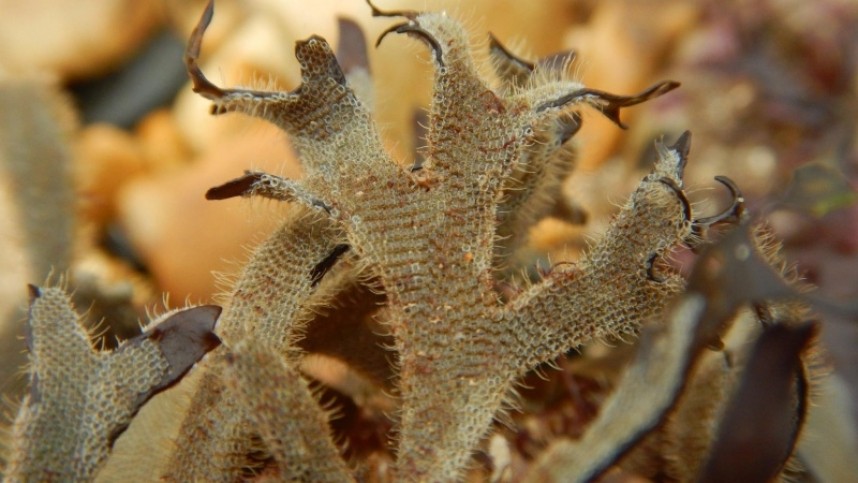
[{"left": 5, "top": 1, "right": 831, "bottom": 481}]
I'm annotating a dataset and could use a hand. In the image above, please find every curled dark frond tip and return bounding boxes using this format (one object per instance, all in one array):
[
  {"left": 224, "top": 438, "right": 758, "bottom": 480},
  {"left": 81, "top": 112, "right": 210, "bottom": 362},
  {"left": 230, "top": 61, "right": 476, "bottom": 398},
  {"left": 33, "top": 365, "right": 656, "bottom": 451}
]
[
  {"left": 376, "top": 22, "right": 404, "bottom": 48},
  {"left": 206, "top": 172, "right": 264, "bottom": 200},
  {"left": 366, "top": 0, "right": 418, "bottom": 20},
  {"left": 689, "top": 177, "right": 747, "bottom": 248},
  {"left": 595, "top": 80, "right": 680, "bottom": 128},
  {"left": 489, "top": 33, "right": 575, "bottom": 85},
  {"left": 378, "top": 22, "right": 444, "bottom": 66},
  {"left": 657, "top": 176, "right": 692, "bottom": 222},
  {"left": 184, "top": 0, "right": 225, "bottom": 100},
  {"left": 27, "top": 284, "right": 42, "bottom": 301},
  {"left": 651, "top": 80, "right": 681, "bottom": 97},
  {"left": 337, "top": 18, "right": 371, "bottom": 75},
  {"left": 694, "top": 176, "right": 746, "bottom": 229},
  {"left": 488, "top": 33, "right": 535, "bottom": 73},
  {"left": 535, "top": 80, "right": 680, "bottom": 128},
  {"left": 184, "top": 0, "right": 213, "bottom": 66}
]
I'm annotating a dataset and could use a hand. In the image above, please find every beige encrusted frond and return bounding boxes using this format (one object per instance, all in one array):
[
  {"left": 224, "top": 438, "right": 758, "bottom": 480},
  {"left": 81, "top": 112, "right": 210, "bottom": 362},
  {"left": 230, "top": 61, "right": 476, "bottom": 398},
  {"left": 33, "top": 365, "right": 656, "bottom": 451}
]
[
  {"left": 505, "top": 134, "right": 694, "bottom": 372},
  {"left": 7, "top": 1, "right": 837, "bottom": 481},
  {"left": 224, "top": 340, "right": 353, "bottom": 482},
  {"left": 178, "top": 2, "right": 720, "bottom": 480},
  {"left": 5, "top": 286, "right": 220, "bottom": 481},
  {"left": 525, "top": 224, "right": 822, "bottom": 482},
  {"left": 4, "top": 2, "right": 854, "bottom": 482},
  {"left": 163, "top": 208, "right": 350, "bottom": 480}
]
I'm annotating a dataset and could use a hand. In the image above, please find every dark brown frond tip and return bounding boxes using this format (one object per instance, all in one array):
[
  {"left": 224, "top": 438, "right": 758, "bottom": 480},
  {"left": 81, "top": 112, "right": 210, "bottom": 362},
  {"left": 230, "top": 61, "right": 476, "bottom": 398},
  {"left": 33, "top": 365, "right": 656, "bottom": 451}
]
[
  {"left": 206, "top": 172, "right": 264, "bottom": 200},
  {"left": 310, "top": 244, "right": 350, "bottom": 287},
  {"left": 699, "top": 322, "right": 817, "bottom": 483},
  {"left": 209, "top": 171, "right": 335, "bottom": 214},
  {"left": 337, "top": 18, "right": 370, "bottom": 75},
  {"left": 490, "top": 33, "right": 575, "bottom": 85},
  {"left": 27, "top": 283, "right": 42, "bottom": 301},
  {"left": 692, "top": 176, "right": 746, "bottom": 234},
  {"left": 657, "top": 176, "right": 692, "bottom": 222},
  {"left": 184, "top": 0, "right": 226, "bottom": 100},
  {"left": 185, "top": 1, "right": 304, "bottom": 114},
  {"left": 142, "top": 305, "right": 222, "bottom": 396},
  {"left": 537, "top": 81, "right": 680, "bottom": 128},
  {"left": 377, "top": 22, "right": 444, "bottom": 66}
]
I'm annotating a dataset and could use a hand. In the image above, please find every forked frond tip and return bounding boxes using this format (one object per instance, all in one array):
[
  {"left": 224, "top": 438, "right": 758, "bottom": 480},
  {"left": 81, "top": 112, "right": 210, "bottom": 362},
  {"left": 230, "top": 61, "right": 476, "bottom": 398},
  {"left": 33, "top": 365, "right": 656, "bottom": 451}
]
[{"left": 184, "top": 0, "right": 225, "bottom": 101}]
